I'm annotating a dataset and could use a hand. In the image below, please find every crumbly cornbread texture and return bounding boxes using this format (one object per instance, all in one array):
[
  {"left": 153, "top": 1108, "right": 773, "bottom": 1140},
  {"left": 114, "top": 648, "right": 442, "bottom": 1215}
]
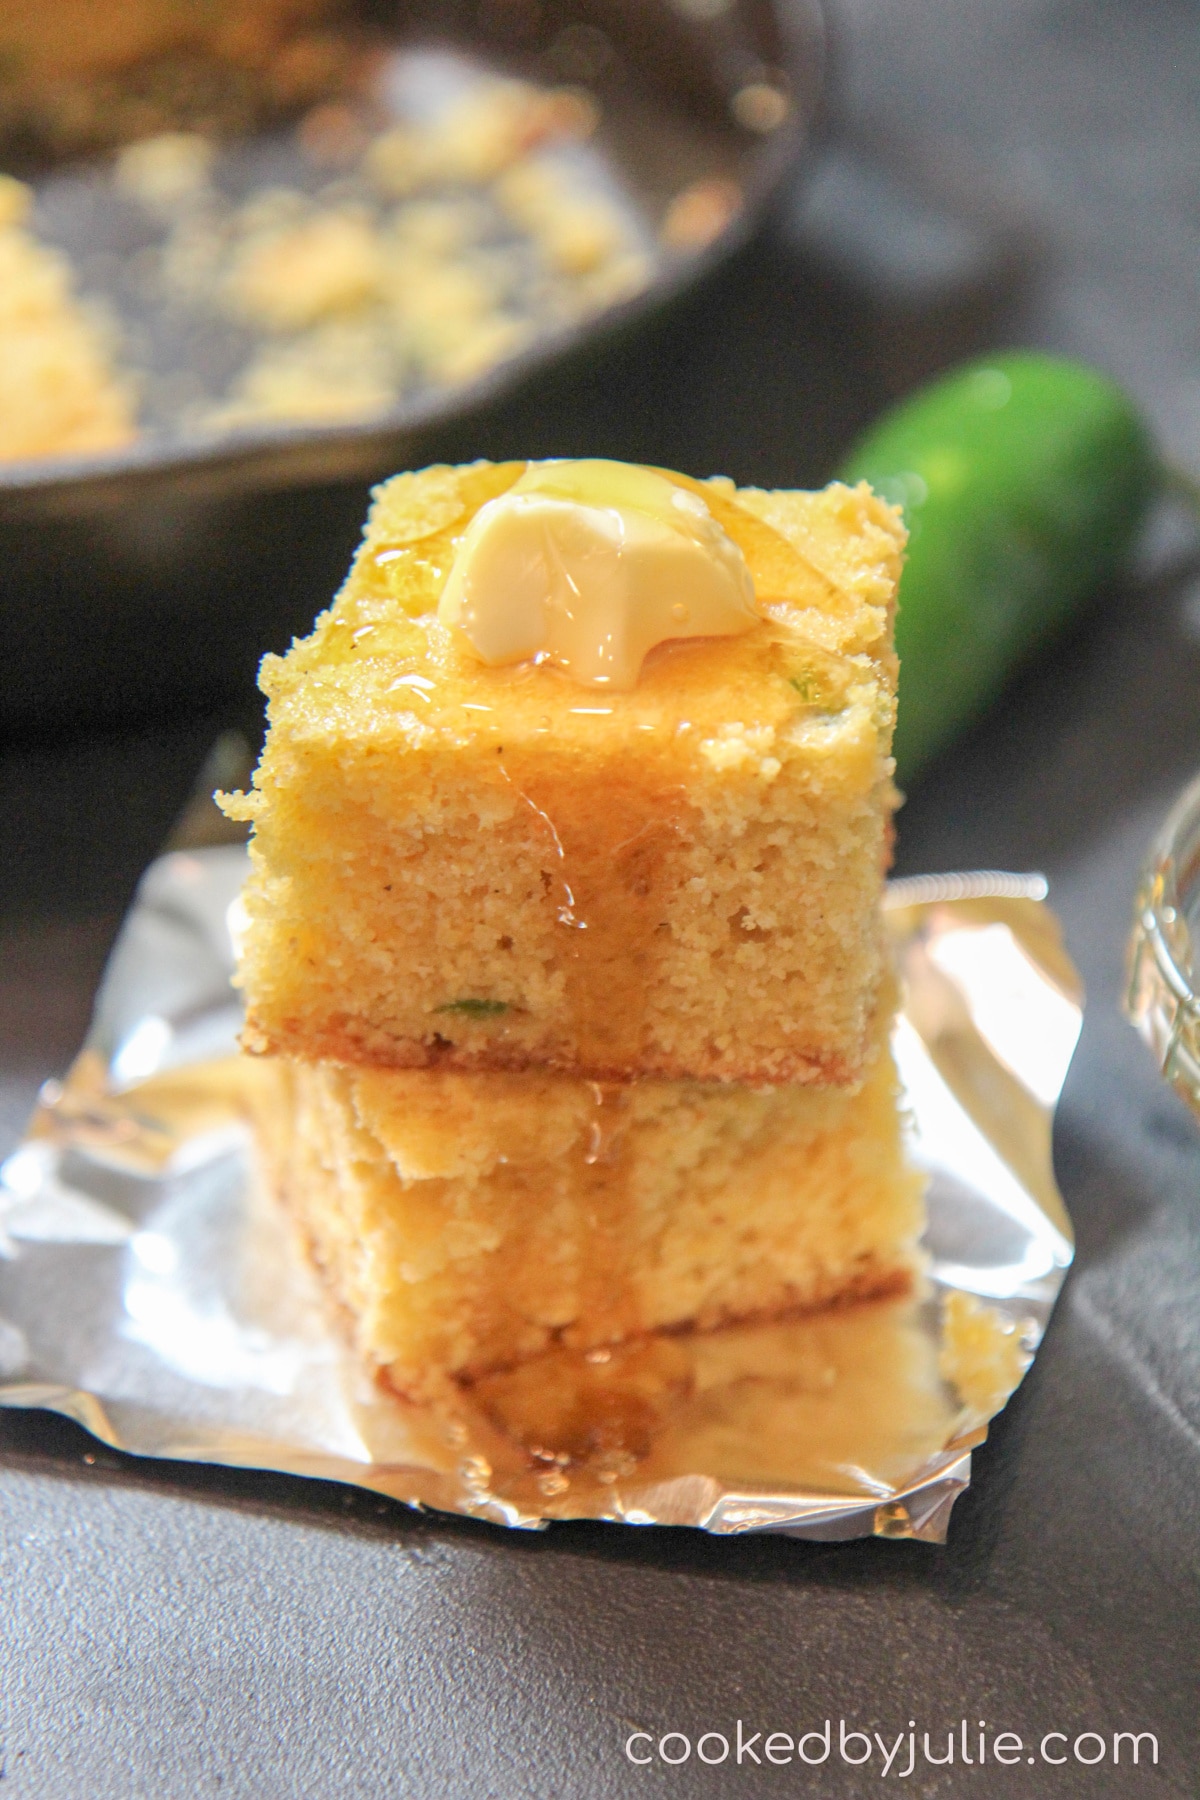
[
  {"left": 225, "top": 461, "right": 904, "bottom": 1086},
  {"left": 273, "top": 1041, "right": 924, "bottom": 1397},
  {"left": 0, "top": 176, "right": 135, "bottom": 461}
]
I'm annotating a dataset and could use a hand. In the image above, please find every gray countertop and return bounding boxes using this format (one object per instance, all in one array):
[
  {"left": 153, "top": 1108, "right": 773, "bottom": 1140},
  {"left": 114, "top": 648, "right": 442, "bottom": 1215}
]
[{"left": 4, "top": 0, "right": 1200, "bottom": 1793}]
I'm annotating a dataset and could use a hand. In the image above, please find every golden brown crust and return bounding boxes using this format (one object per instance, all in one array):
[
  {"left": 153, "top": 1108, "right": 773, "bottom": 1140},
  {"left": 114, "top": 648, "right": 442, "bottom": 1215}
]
[
  {"left": 241, "top": 1012, "right": 864, "bottom": 1089},
  {"left": 381, "top": 1266, "right": 916, "bottom": 1400}
]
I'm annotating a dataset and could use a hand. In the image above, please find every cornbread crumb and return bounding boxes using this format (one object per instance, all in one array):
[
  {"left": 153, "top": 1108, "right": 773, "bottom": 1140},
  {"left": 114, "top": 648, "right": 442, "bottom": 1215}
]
[
  {"left": 0, "top": 184, "right": 134, "bottom": 462},
  {"left": 939, "top": 1291, "right": 1030, "bottom": 1420},
  {"left": 209, "top": 321, "right": 397, "bottom": 427},
  {"left": 367, "top": 79, "right": 597, "bottom": 193},
  {"left": 0, "top": 173, "right": 30, "bottom": 229},
  {"left": 497, "top": 157, "right": 629, "bottom": 275},
  {"left": 660, "top": 176, "right": 743, "bottom": 252},
  {"left": 113, "top": 132, "right": 215, "bottom": 211},
  {"left": 225, "top": 208, "right": 386, "bottom": 330}
]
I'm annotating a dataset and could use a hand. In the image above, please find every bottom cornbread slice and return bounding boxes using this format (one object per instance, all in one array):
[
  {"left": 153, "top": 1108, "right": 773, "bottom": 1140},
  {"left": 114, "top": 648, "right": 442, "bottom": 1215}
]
[{"left": 272, "top": 1045, "right": 924, "bottom": 1400}]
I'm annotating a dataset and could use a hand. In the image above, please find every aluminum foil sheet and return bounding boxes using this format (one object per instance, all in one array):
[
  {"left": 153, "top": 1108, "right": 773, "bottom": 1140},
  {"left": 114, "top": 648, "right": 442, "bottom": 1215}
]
[{"left": 0, "top": 850, "right": 1080, "bottom": 1543}]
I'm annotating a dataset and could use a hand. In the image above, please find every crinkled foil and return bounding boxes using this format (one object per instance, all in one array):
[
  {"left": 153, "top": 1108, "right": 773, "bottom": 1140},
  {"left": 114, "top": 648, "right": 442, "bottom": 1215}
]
[{"left": 0, "top": 851, "right": 1080, "bottom": 1543}]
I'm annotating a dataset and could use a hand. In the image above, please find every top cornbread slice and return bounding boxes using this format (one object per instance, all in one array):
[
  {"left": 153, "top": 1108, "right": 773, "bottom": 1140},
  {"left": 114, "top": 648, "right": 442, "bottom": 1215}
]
[{"left": 225, "top": 461, "right": 904, "bottom": 1086}]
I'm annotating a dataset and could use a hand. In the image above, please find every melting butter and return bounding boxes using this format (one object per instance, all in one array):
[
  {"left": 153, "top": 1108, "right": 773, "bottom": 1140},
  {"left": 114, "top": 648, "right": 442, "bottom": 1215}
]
[{"left": 437, "top": 458, "right": 759, "bottom": 688}]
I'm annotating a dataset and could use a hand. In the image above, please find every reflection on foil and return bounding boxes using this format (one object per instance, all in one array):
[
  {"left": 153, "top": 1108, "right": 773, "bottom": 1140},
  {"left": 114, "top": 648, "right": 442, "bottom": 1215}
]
[
  {"left": 124, "top": 1215, "right": 322, "bottom": 1400},
  {"left": 0, "top": 1141, "right": 135, "bottom": 1249},
  {"left": 93, "top": 847, "right": 247, "bottom": 1087},
  {"left": 927, "top": 923, "right": 1083, "bottom": 1109},
  {"left": 893, "top": 1015, "right": 1072, "bottom": 1301},
  {"left": 0, "top": 851, "right": 1082, "bottom": 1542},
  {"left": 0, "top": 1319, "right": 27, "bottom": 1377}
]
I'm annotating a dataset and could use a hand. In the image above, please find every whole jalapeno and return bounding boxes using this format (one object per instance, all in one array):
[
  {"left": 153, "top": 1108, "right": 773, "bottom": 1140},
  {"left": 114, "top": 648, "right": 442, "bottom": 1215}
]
[{"left": 838, "top": 351, "right": 1158, "bottom": 783}]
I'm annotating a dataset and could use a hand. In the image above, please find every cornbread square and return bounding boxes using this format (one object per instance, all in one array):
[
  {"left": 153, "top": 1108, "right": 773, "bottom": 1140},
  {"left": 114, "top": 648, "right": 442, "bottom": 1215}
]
[
  {"left": 270, "top": 1040, "right": 924, "bottom": 1399},
  {"left": 225, "top": 461, "right": 904, "bottom": 1086}
]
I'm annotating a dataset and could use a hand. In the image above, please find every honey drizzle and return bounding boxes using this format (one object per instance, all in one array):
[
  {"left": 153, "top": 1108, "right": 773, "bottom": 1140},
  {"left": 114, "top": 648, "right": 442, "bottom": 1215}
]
[
  {"left": 574, "top": 1078, "right": 641, "bottom": 1349},
  {"left": 660, "top": 468, "right": 856, "bottom": 619},
  {"left": 497, "top": 751, "right": 691, "bottom": 1075},
  {"left": 495, "top": 761, "right": 585, "bottom": 931},
  {"left": 464, "top": 1294, "right": 965, "bottom": 1509}
]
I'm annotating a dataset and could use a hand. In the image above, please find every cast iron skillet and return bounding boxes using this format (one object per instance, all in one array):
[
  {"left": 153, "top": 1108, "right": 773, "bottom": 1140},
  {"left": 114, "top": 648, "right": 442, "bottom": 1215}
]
[
  {"left": 0, "top": 0, "right": 824, "bottom": 734},
  {"left": 0, "top": 0, "right": 825, "bottom": 518}
]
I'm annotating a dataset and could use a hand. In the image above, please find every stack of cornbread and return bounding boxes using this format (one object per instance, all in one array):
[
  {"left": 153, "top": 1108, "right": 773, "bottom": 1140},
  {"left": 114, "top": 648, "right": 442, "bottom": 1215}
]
[{"left": 223, "top": 457, "right": 923, "bottom": 1402}]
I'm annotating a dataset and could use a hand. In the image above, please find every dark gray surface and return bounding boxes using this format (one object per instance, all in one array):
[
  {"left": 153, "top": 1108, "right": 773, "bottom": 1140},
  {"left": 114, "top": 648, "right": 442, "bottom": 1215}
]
[{"left": 4, "top": 0, "right": 1200, "bottom": 1793}]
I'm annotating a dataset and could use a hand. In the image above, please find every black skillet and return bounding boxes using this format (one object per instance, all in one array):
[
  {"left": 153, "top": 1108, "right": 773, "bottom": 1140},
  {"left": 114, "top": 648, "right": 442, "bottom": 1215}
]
[{"left": 0, "top": 0, "right": 824, "bottom": 735}]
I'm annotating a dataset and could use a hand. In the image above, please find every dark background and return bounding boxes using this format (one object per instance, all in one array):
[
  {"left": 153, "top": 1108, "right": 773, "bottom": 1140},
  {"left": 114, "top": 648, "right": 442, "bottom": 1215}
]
[{"left": 4, "top": 0, "right": 1200, "bottom": 1793}]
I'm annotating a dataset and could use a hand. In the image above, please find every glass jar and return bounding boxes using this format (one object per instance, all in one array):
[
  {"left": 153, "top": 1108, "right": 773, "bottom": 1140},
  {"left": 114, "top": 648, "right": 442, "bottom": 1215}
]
[{"left": 1127, "top": 770, "right": 1200, "bottom": 1113}]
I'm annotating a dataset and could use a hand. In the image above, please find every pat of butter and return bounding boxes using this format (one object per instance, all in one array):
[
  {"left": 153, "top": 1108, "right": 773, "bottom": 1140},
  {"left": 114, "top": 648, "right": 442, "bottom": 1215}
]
[{"left": 437, "top": 459, "right": 759, "bottom": 688}]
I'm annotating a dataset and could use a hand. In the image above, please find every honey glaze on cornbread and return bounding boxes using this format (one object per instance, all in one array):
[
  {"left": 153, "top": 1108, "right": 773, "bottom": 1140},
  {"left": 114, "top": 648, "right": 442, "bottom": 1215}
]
[
  {"left": 488, "top": 757, "right": 691, "bottom": 1077},
  {"left": 225, "top": 459, "right": 903, "bottom": 1085},
  {"left": 430, "top": 460, "right": 771, "bottom": 1071}
]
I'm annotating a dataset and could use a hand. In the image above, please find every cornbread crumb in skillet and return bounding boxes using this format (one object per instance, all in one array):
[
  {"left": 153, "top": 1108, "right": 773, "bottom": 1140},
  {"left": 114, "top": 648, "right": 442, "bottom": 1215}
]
[
  {"left": 222, "top": 460, "right": 904, "bottom": 1087},
  {"left": 0, "top": 176, "right": 135, "bottom": 461},
  {"left": 271, "top": 1028, "right": 923, "bottom": 1399}
]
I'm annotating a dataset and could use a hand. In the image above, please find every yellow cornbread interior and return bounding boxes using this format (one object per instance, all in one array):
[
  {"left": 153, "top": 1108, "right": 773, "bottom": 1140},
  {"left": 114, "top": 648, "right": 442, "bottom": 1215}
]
[
  {"left": 226, "top": 462, "right": 904, "bottom": 1087},
  {"left": 277, "top": 1034, "right": 924, "bottom": 1398}
]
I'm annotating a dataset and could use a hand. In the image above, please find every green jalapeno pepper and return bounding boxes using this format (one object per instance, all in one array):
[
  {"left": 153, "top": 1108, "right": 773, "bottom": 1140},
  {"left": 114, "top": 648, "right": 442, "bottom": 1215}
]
[{"left": 838, "top": 351, "right": 1158, "bottom": 783}]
